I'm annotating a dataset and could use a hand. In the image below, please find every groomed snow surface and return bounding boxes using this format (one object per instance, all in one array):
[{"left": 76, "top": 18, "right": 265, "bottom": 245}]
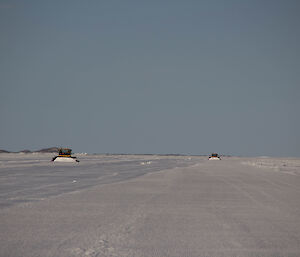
[{"left": 0, "top": 154, "right": 300, "bottom": 257}]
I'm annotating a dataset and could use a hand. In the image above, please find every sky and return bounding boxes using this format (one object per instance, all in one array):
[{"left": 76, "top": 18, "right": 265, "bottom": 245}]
[{"left": 0, "top": 0, "right": 299, "bottom": 156}]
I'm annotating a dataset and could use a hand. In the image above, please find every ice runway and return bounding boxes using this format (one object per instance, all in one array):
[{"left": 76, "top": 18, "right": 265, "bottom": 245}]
[{"left": 0, "top": 154, "right": 300, "bottom": 257}]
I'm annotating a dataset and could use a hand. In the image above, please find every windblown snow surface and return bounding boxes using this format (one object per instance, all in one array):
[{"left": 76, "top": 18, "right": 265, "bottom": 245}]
[{"left": 0, "top": 154, "right": 300, "bottom": 257}]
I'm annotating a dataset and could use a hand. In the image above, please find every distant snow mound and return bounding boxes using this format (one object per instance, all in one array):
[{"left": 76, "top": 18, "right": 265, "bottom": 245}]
[
  {"left": 0, "top": 147, "right": 59, "bottom": 154},
  {"left": 36, "top": 147, "right": 59, "bottom": 153},
  {"left": 20, "top": 150, "right": 32, "bottom": 153}
]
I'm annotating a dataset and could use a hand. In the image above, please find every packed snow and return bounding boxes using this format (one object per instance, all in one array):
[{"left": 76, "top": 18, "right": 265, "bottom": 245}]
[{"left": 242, "top": 157, "right": 300, "bottom": 175}]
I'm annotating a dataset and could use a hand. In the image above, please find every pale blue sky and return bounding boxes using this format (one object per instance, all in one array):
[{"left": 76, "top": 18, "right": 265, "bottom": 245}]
[{"left": 1, "top": 0, "right": 299, "bottom": 156}]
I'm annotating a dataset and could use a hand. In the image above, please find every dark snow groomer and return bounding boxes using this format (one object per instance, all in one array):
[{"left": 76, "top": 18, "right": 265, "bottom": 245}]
[{"left": 52, "top": 148, "right": 79, "bottom": 162}]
